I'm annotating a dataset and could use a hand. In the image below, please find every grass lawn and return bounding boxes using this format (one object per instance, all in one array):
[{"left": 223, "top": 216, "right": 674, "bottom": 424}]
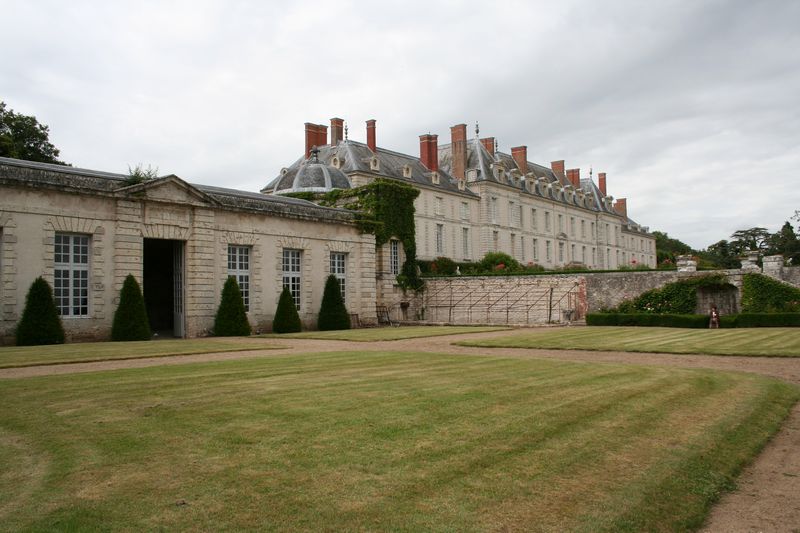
[
  {"left": 456, "top": 326, "right": 800, "bottom": 357},
  {"left": 259, "top": 325, "right": 510, "bottom": 341},
  {"left": 0, "top": 338, "right": 279, "bottom": 368},
  {"left": 0, "top": 351, "right": 796, "bottom": 532}
]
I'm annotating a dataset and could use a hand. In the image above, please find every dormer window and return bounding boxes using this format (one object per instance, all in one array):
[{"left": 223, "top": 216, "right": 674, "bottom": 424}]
[
  {"left": 330, "top": 156, "right": 341, "bottom": 169},
  {"left": 466, "top": 169, "right": 479, "bottom": 182},
  {"left": 370, "top": 157, "right": 380, "bottom": 172},
  {"left": 402, "top": 164, "right": 412, "bottom": 178},
  {"left": 457, "top": 179, "right": 465, "bottom": 191},
  {"left": 431, "top": 172, "right": 440, "bottom": 185}
]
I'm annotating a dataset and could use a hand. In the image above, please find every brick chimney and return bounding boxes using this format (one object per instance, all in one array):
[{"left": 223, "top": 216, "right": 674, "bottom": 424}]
[
  {"left": 450, "top": 124, "right": 467, "bottom": 180},
  {"left": 614, "top": 198, "right": 627, "bottom": 217},
  {"left": 366, "top": 119, "right": 376, "bottom": 152},
  {"left": 316, "top": 124, "right": 328, "bottom": 149},
  {"left": 550, "top": 160, "right": 565, "bottom": 179},
  {"left": 566, "top": 168, "right": 580, "bottom": 187},
  {"left": 330, "top": 117, "right": 344, "bottom": 145},
  {"left": 480, "top": 137, "right": 495, "bottom": 154},
  {"left": 304, "top": 122, "right": 316, "bottom": 159},
  {"left": 598, "top": 172, "right": 607, "bottom": 195},
  {"left": 419, "top": 134, "right": 439, "bottom": 172},
  {"left": 511, "top": 146, "right": 528, "bottom": 175}
]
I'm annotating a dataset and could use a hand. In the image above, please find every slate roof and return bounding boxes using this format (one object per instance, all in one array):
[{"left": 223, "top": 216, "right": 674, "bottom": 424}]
[{"left": 0, "top": 157, "right": 355, "bottom": 223}]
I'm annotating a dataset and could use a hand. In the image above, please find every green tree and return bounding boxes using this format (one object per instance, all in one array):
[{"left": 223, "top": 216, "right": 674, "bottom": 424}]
[
  {"left": 16, "top": 277, "right": 65, "bottom": 346},
  {"left": 213, "top": 276, "right": 251, "bottom": 336},
  {"left": 652, "top": 231, "right": 693, "bottom": 266},
  {"left": 273, "top": 286, "right": 301, "bottom": 333},
  {"left": 111, "top": 274, "right": 152, "bottom": 341},
  {"left": 699, "top": 239, "right": 741, "bottom": 269},
  {"left": 768, "top": 221, "right": 800, "bottom": 262},
  {"left": 317, "top": 275, "right": 351, "bottom": 331},
  {"left": 730, "top": 227, "right": 771, "bottom": 255},
  {"left": 0, "top": 101, "right": 66, "bottom": 164}
]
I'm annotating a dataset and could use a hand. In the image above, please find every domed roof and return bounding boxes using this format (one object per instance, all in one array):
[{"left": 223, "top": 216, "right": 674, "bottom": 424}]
[{"left": 273, "top": 148, "right": 351, "bottom": 194}]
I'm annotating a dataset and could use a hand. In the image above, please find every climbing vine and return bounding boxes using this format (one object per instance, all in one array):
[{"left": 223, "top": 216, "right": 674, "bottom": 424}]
[
  {"left": 613, "top": 274, "right": 732, "bottom": 314},
  {"left": 286, "top": 179, "right": 422, "bottom": 292},
  {"left": 741, "top": 273, "right": 800, "bottom": 312}
]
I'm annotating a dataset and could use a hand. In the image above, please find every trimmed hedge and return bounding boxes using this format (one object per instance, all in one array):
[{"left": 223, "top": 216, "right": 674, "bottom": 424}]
[
  {"left": 741, "top": 273, "right": 800, "bottom": 312},
  {"left": 273, "top": 286, "right": 302, "bottom": 333},
  {"left": 587, "top": 312, "right": 800, "bottom": 328},
  {"left": 16, "top": 277, "right": 65, "bottom": 345},
  {"left": 111, "top": 274, "right": 152, "bottom": 341},
  {"left": 587, "top": 313, "right": 709, "bottom": 328},
  {"left": 213, "top": 276, "right": 251, "bottom": 336},
  {"left": 317, "top": 275, "right": 351, "bottom": 331}
]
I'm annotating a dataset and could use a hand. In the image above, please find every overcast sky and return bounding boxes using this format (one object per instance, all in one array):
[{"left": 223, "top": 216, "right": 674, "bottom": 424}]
[{"left": 2, "top": 0, "right": 798, "bottom": 249}]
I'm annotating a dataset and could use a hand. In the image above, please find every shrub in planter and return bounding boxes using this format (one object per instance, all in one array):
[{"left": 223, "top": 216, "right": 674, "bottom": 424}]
[
  {"left": 273, "top": 286, "right": 301, "bottom": 333},
  {"left": 111, "top": 274, "right": 152, "bottom": 341},
  {"left": 213, "top": 276, "right": 251, "bottom": 336},
  {"left": 16, "top": 277, "right": 65, "bottom": 346},
  {"left": 317, "top": 275, "right": 351, "bottom": 331}
]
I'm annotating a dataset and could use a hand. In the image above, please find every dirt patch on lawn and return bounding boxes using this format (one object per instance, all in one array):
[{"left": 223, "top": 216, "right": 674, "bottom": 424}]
[{"left": 1, "top": 326, "right": 799, "bottom": 531}]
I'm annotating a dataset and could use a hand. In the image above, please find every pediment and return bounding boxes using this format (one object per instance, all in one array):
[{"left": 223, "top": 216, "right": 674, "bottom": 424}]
[{"left": 117, "top": 175, "right": 220, "bottom": 206}]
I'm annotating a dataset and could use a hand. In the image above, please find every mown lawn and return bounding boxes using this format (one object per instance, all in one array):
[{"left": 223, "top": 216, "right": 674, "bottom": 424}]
[
  {"left": 0, "top": 338, "right": 279, "bottom": 368},
  {"left": 260, "top": 325, "right": 510, "bottom": 341},
  {"left": 0, "top": 351, "right": 796, "bottom": 532},
  {"left": 456, "top": 327, "right": 800, "bottom": 357}
]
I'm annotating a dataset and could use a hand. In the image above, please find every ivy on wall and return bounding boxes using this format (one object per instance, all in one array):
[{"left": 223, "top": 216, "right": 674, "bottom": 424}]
[
  {"left": 741, "top": 273, "right": 800, "bottom": 312},
  {"left": 285, "top": 179, "right": 422, "bottom": 291},
  {"left": 613, "top": 274, "right": 732, "bottom": 314}
]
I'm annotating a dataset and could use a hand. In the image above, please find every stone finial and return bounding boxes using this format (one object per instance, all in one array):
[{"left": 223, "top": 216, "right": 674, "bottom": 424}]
[
  {"left": 676, "top": 255, "right": 697, "bottom": 272},
  {"left": 740, "top": 250, "right": 761, "bottom": 273}
]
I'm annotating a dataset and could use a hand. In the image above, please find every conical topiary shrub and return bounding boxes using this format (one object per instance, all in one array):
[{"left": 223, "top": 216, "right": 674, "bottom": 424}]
[
  {"left": 273, "top": 286, "right": 301, "bottom": 333},
  {"left": 214, "top": 276, "right": 251, "bottom": 336},
  {"left": 111, "top": 274, "right": 152, "bottom": 341},
  {"left": 317, "top": 275, "right": 351, "bottom": 331},
  {"left": 16, "top": 276, "right": 65, "bottom": 346}
]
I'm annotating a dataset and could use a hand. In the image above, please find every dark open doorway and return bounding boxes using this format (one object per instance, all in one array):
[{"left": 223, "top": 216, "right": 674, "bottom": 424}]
[{"left": 143, "top": 238, "right": 185, "bottom": 338}]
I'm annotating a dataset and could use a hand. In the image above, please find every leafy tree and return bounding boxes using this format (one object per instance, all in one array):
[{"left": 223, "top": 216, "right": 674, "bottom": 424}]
[
  {"left": 273, "top": 286, "right": 301, "bottom": 333},
  {"left": 213, "top": 276, "right": 251, "bottom": 336},
  {"left": 698, "top": 239, "right": 741, "bottom": 269},
  {"left": 111, "top": 274, "right": 152, "bottom": 341},
  {"left": 317, "top": 275, "right": 351, "bottom": 331},
  {"left": 0, "top": 101, "right": 66, "bottom": 164},
  {"left": 730, "top": 227, "right": 771, "bottom": 255},
  {"left": 652, "top": 231, "right": 692, "bottom": 266},
  {"left": 16, "top": 277, "right": 65, "bottom": 346},
  {"left": 768, "top": 221, "right": 800, "bottom": 262},
  {"left": 125, "top": 163, "right": 159, "bottom": 186}
]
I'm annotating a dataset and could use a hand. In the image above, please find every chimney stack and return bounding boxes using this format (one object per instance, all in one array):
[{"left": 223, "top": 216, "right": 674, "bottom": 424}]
[
  {"left": 366, "top": 119, "right": 376, "bottom": 152},
  {"left": 419, "top": 133, "right": 439, "bottom": 172},
  {"left": 511, "top": 146, "right": 528, "bottom": 175},
  {"left": 304, "top": 122, "right": 316, "bottom": 159},
  {"left": 316, "top": 124, "right": 328, "bottom": 149},
  {"left": 330, "top": 117, "right": 344, "bottom": 145},
  {"left": 480, "top": 137, "right": 495, "bottom": 154},
  {"left": 450, "top": 124, "right": 467, "bottom": 180},
  {"left": 598, "top": 172, "right": 607, "bottom": 195},
  {"left": 566, "top": 168, "right": 580, "bottom": 187},
  {"left": 550, "top": 160, "right": 565, "bottom": 179},
  {"left": 614, "top": 198, "right": 627, "bottom": 217}
]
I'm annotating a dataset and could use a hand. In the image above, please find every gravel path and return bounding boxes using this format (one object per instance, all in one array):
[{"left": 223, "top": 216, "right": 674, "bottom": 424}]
[{"left": 2, "top": 327, "right": 799, "bottom": 532}]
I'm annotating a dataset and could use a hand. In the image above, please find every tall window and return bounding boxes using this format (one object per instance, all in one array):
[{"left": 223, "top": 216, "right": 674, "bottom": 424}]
[
  {"left": 559, "top": 242, "right": 565, "bottom": 262},
  {"left": 508, "top": 201, "right": 515, "bottom": 226},
  {"left": 490, "top": 197, "right": 498, "bottom": 224},
  {"left": 582, "top": 246, "right": 586, "bottom": 263},
  {"left": 462, "top": 227, "right": 470, "bottom": 260},
  {"left": 558, "top": 214, "right": 564, "bottom": 233},
  {"left": 389, "top": 240, "right": 400, "bottom": 275},
  {"left": 510, "top": 233, "right": 516, "bottom": 257},
  {"left": 227, "top": 245, "right": 251, "bottom": 311},
  {"left": 330, "top": 252, "right": 347, "bottom": 300},
  {"left": 282, "top": 249, "right": 302, "bottom": 310},
  {"left": 460, "top": 201, "right": 469, "bottom": 220},
  {"left": 592, "top": 247, "right": 597, "bottom": 266},
  {"left": 581, "top": 220, "right": 586, "bottom": 238},
  {"left": 570, "top": 217, "right": 575, "bottom": 236},
  {"left": 545, "top": 211, "right": 551, "bottom": 232},
  {"left": 518, "top": 205, "right": 524, "bottom": 229},
  {"left": 546, "top": 240, "right": 552, "bottom": 261},
  {"left": 591, "top": 222, "right": 595, "bottom": 238},
  {"left": 520, "top": 236, "right": 526, "bottom": 261},
  {"left": 435, "top": 196, "right": 443, "bottom": 216},
  {"left": 533, "top": 238, "right": 539, "bottom": 261},
  {"left": 493, "top": 231, "right": 499, "bottom": 251},
  {"left": 531, "top": 208, "right": 538, "bottom": 230},
  {"left": 54, "top": 233, "right": 89, "bottom": 316},
  {"left": 571, "top": 244, "right": 576, "bottom": 262},
  {"left": 435, "top": 224, "right": 444, "bottom": 254}
]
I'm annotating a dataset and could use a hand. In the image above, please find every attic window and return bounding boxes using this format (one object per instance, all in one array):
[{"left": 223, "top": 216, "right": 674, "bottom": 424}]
[
  {"left": 330, "top": 156, "right": 341, "bottom": 169},
  {"left": 402, "top": 164, "right": 412, "bottom": 178},
  {"left": 457, "top": 179, "right": 465, "bottom": 191},
  {"left": 370, "top": 157, "right": 380, "bottom": 171},
  {"left": 431, "top": 172, "right": 440, "bottom": 184},
  {"left": 466, "top": 169, "right": 479, "bottom": 182}
]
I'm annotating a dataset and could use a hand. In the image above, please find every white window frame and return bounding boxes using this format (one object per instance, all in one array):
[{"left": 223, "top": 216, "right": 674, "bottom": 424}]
[
  {"left": 54, "top": 233, "right": 90, "bottom": 317},
  {"left": 330, "top": 252, "right": 347, "bottom": 301},
  {"left": 282, "top": 249, "right": 302, "bottom": 310},
  {"left": 227, "top": 245, "right": 251, "bottom": 311},
  {"left": 531, "top": 208, "right": 538, "bottom": 231},
  {"left": 460, "top": 201, "right": 469, "bottom": 220},
  {"left": 435, "top": 196, "right": 443, "bottom": 217},
  {"left": 389, "top": 240, "right": 400, "bottom": 275}
]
